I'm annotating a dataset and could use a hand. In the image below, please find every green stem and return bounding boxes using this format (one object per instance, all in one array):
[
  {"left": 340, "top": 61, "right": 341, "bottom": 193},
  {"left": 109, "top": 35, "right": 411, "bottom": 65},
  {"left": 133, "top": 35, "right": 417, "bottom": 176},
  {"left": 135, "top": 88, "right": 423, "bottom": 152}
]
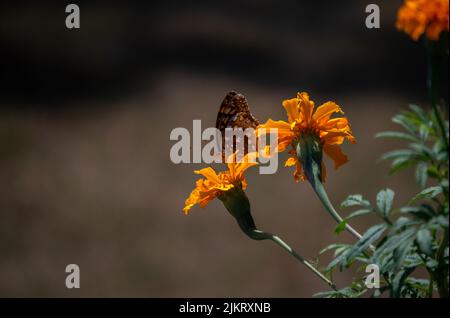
[
  {"left": 221, "top": 183, "right": 337, "bottom": 291},
  {"left": 303, "top": 155, "right": 376, "bottom": 252},
  {"left": 436, "top": 227, "right": 449, "bottom": 298},
  {"left": 312, "top": 171, "right": 364, "bottom": 241},
  {"left": 295, "top": 139, "right": 375, "bottom": 250},
  {"left": 243, "top": 228, "right": 337, "bottom": 291}
]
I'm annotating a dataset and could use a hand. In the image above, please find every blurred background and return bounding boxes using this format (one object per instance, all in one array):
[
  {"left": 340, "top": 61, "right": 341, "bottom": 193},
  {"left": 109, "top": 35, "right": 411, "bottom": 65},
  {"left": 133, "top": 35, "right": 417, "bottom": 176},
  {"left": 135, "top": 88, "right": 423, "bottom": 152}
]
[{"left": 0, "top": 0, "right": 448, "bottom": 297}]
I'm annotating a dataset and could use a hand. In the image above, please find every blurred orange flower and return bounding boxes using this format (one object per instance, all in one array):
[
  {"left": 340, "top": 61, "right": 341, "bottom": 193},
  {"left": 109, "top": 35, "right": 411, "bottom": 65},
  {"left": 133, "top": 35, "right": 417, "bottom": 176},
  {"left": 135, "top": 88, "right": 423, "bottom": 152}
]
[
  {"left": 396, "top": 0, "right": 449, "bottom": 41},
  {"left": 258, "top": 92, "right": 355, "bottom": 182},
  {"left": 183, "top": 153, "right": 257, "bottom": 214}
]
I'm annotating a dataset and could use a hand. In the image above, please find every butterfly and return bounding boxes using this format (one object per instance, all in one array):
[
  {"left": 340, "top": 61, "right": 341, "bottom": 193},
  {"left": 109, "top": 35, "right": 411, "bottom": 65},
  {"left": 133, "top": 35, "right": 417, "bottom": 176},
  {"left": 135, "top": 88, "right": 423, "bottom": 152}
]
[{"left": 215, "top": 91, "right": 260, "bottom": 161}]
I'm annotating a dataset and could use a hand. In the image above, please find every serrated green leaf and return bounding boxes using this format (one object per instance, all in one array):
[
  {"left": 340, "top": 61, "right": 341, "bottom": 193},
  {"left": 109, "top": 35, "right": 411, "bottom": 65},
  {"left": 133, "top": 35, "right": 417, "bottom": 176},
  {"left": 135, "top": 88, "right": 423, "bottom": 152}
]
[
  {"left": 392, "top": 114, "right": 418, "bottom": 135},
  {"left": 376, "top": 188, "right": 395, "bottom": 219},
  {"left": 415, "top": 163, "right": 428, "bottom": 189},
  {"left": 380, "top": 149, "right": 415, "bottom": 161},
  {"left": 408, "top": 104, "right": 428, "bottom": 123},
  {"left": 416, "top": 228, "right": 433, "bottom": 257},
  {"left": 419, "top": 124, "right": 430, "bottom": 141},
  {"left": 409, "top": 186, "right": 443, "bottom": 204},
  {"left": 373, "top": 228, "right": 416, "bottom": 267},
  {"left": 346, "top": 209, "right": 374, "bottom": 220},
  {"left": 344, "top": 224, "right": 387, "bottom": 266},
  {"left": 391, "top": 267, "right": 416, "bottom": 298},
  {"left": 392, "top": 240, "right": 414, "bottom": 272},
  {"left": 405, "top": 277, "right": 433, "bottom": 296},
  {"left": 389, "top": 157, "right": 417, "bottom": 175},
  {"left": 319, "top": 243, "right": 350, "bottom": 256},
  {"left": 392, "top": 216, "right": 417, "bottom": 230},
  {"left": 340, "top": 194, "right": 371, "bottom": 208},
  {"left": 426, "top": 259, "right": 439, "bottom": 270},
  {"left": 409, "top": 143, "right": 435, "bottom": 161},
  {"left": 375, "top": 131, "right": 419, "bottom": 142},
  {"left": 406, "top": 277, "right": 431, "bottom": 289},
  {"left": 427, "top": 165, "right": 440, "bottom": 179},
  {"left": 334, "top": 246, "right": 350, "bottom": 257},
  {"left": 400, "top": 205, "right": 435, "bottom": 221},
  {"left": 434, "top": 215, "right": 449, "bottom": 228},
  {"left": 325, "top": 249, "right": 349, "bottom": 273}
]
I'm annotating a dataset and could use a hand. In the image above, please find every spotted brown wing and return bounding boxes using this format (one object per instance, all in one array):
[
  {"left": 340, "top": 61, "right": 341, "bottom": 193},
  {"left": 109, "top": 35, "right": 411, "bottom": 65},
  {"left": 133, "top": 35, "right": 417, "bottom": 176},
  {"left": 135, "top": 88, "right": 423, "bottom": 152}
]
[{"left": 215, "top": 91, "right": 259, "bottom": 160}]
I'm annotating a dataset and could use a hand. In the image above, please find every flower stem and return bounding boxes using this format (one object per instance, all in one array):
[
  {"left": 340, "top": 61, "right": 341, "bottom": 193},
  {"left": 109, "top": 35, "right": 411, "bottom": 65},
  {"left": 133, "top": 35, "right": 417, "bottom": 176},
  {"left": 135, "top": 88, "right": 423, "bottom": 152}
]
[
  {"left": 243, "top": 227, "right": 337, "bottom": 291},
  {"left": 305, "top": 161, "right": 375, "bottom": 252}
]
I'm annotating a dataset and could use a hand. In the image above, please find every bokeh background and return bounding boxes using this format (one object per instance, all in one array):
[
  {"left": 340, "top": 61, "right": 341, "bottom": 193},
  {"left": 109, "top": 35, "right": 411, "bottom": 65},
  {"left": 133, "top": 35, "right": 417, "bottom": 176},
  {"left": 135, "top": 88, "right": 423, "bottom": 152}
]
[{"left": 0, "top": 1, "right": 448, "bottom": 297}]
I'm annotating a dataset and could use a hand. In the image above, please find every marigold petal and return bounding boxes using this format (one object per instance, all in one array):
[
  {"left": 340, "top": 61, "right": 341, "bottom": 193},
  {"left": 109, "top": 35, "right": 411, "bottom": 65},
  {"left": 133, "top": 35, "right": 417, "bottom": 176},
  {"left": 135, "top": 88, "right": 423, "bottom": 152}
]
[
  {"left": 241, "top": 178, "right": 248, "bottom": 190},
  {"left": 282, "top": 98, "right": 300, "bottom": 123},
  {"left": 259, "top": 119, "right": 293, "bottom": 132},
  {"left": 323, "top": 144, "right": 349, "bottom": 169},
  {"left": 293, "top": 157, "right": 304, "bottom": 182},
  {"left": 313, "top": 101, "right": 343, "bottom": 123},
  {"left": 234, "top": 153, "right": 258, "bottom": 180},
  {"left": 297, "top": 92, "right": 314, "bottom": 123},
  {"left": 195, "top": 167, "right": 221, "bottom": 184},
  {"left": 285, "top": 156, "right": 297, "bottom": 167}
]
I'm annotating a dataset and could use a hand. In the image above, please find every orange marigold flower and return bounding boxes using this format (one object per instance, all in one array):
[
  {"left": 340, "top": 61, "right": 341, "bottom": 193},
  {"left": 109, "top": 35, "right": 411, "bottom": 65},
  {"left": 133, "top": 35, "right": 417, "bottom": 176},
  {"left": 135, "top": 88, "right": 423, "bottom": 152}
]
[
  {"left": 183, "top": 153, "right": 258, "bottom": 214},
  {"left": 396, "top": 0, "right": 449, "bottom": 41},
  {"left": 258, "top": 92, "right": 355, "bottom": 182}
]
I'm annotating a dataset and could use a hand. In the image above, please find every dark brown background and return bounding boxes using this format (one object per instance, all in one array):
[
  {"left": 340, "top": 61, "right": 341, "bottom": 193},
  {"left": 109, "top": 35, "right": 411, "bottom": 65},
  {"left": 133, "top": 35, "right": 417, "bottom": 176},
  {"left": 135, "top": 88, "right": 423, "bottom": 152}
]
[{"left": 0, "top": 1, "right": 448, "bottom": 297}]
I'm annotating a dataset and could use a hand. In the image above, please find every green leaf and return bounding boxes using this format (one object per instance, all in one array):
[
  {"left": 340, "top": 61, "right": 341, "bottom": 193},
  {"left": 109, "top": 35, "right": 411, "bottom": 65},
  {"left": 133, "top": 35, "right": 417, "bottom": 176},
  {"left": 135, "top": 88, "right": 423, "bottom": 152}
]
[
  {"left": 434, "top": 215, "right": 449, "bottom": 228},
  {"left": 409, "top": 186, "right": 443, "bottom": 204},
  {"left": 419, "top": 124, "right": 430, "bottom": 141},
  {"left": 389, "top": 157, "right": 417, "bottom": 175},
  {"left": 392, "top": 114, "right": 418, "bottom": 135},
  {"left": 426, "top": 165, "right": 440, "bottom": 179},
  {"left": 373, "top": 227, "right": 416, "bottom": 268},
  {"left": 392, "top": 240, "right": 414, "bottom": 272},
  {"left": 400, "top": 205, "right": 435, "bottom": 221},
  {"left": 340, "top": 194, "right": 371, "bottom": 208},
  {"left": 409, "top": 143, "right": 435, "bottom": 161},
  {"left": 344, "top": 224, "right": 387, "bottom": 266},
  {"left": 325, "top": 249, "right": 350, "bottom": 273},
  {"left": 391, "top": 216, "right": 419, "bottom": 231},
  {"left": 380, "top": 149, "right": 415, "bottom": 161},
  {"left": 426, "top": 259, "right": 439, "bottom": 270},
  {"left": 376, "top": 188, "right": 395, "bottom": 219},
  {"left": 375, "top": 131, "right": 419, "bottom": 142},
  {"left": 334, "top": 246, "right": 351, "bottom": 257},
  {"left": 441, "top": 179, "right": 449, "bottom": 191},
  {"left": 391, "top": 267, "right": 416, "bottom": 298},
  {"left": 416, "top": 228, "right": 433, "bottom": 257},
  {"left": 346, "top": 209, "right": 374, "bottom": 220},
  {"left": 415, "top": 163, "right": 428, "bottom": 189},
  {"left": 335, "top": 221, "right": 347, "bottom": 235},
  {"left": 406, "top": 277, "right": 431, "bottom": 290},
  {"left": 319, "top": 243, "right": 350, "bottom": 256},
  {"left": 405, "top": 277, "right": 433, "bottom": 296},
  {"left": 408, "top": 104, "right": 428, "bottom": 123}
]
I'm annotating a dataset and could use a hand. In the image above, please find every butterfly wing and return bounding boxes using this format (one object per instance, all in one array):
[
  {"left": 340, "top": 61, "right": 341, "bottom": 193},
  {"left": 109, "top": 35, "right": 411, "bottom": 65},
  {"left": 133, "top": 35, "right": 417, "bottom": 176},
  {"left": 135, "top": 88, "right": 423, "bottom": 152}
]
[
  {"left": 216, "top": 91, "right": 259, "bottom": 159},
  {"left": 216, "top": 91, "right": 259, "bottom": 131}
]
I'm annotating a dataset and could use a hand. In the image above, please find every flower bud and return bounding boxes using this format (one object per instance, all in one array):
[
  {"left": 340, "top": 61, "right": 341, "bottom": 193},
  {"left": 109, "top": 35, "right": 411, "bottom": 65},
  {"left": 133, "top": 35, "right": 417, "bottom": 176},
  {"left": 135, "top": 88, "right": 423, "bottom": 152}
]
[
  {"left": 295, "top": 134, "right": 324, "bottom": 185},
  {"left": 218, "top": 185, "right": 258, "bottom": 238}
]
